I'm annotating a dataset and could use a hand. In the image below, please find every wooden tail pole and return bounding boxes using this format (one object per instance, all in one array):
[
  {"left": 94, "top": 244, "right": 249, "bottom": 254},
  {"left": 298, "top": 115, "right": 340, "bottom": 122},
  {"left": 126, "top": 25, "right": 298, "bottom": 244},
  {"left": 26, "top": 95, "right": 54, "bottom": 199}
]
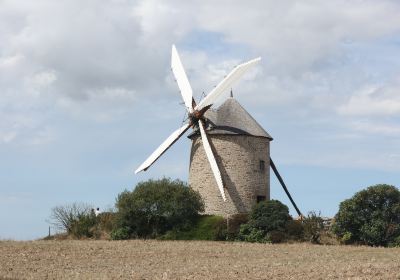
[{"left": 270, "top": 157, "right": 303, "bottom": 217}]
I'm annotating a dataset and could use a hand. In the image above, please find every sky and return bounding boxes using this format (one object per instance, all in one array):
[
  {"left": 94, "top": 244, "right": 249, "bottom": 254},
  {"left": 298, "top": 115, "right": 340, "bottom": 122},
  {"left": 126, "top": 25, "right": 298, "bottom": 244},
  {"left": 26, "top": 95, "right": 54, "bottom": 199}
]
[{"left": 1, "top": 0, "right": 400, "bottom": 240}]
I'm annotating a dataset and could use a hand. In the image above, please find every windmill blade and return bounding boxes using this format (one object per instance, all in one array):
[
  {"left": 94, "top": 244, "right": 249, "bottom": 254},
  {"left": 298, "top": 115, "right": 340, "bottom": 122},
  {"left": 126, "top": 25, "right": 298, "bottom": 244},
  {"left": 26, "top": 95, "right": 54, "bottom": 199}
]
[
  {"left": 196, "top": 57, "right": 261, "bottom": 110},
  {"left": 198, "top": 120, "right": 226, "bottom": 201},
  {"left": 135, "top": 122, "right": 191, "bottom": 174},
  {"left": 171, "top": 45, "right": 194, "bottom": 113}
]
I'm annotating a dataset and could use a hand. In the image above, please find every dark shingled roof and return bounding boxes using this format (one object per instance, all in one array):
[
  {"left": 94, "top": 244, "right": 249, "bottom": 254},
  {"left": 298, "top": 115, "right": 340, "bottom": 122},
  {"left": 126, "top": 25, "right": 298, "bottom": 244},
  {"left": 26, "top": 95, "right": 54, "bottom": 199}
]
[{"left": 188, "top": 97, "right": 273, "bottom": 140}]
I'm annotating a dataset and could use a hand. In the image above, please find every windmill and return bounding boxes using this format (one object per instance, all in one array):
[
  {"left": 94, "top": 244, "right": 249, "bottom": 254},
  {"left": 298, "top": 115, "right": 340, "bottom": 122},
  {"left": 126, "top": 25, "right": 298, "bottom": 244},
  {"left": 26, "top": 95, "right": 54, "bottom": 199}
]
[
  {"left": 135, "top": 45, "right": 260, "bottom": 202},
  {"left": 135, "top": 45, "right": 302, "bottom": 218}
]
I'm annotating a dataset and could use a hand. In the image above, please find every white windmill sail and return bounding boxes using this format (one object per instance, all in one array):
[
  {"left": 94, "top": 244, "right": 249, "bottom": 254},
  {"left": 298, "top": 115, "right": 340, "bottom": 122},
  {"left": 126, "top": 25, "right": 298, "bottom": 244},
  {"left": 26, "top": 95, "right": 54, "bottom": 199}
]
[
  {"left": 198, "top": 120, "right": 226, "bottom": 201},
  {"left": 171, "top": 45, "right": 194, "bottom": 113},
  {"left": 135, "top": 123, "right": 191, "bottom": 174},
  {"left": 196, "top": 57, "right": 261, "bottom": 110}
]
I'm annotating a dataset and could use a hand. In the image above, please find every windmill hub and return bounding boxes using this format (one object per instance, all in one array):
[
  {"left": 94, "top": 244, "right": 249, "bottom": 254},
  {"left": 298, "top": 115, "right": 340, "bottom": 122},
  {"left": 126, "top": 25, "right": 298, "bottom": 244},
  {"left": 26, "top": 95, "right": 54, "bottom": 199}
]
[{"left": 189, "top": 110, "right": 202, "bottom": 127}]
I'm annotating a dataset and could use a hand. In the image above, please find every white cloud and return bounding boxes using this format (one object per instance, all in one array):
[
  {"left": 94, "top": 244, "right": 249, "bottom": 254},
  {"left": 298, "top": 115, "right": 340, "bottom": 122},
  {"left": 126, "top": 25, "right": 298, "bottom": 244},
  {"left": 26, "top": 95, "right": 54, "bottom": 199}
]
[
  {"left": 349, "top": 120, "right": 400, "bottom": 136},
  {"left": 31, "top": 71, "right": 57, "bottom": 87},
  {"left": 209, "top": 1, "right": 400, "bottom": 68},
  {"left": 338, "top": 83, "right": 400, "bottom": 116},
  {"left": 26, "top": 70, "right": 57, "bottom": 94},
  {"left": 0, "top": 54, "right": 24, "bottom": 68},
  {"left": 0, "top": 0, "right": 399, "bottom": 154},
  {"left": 86, "top": 87, "right": 136, "bottom": 101},
  {"left": 0, "top": 110, "right": 55, "bottom": 145},
  {"left": 132, "top": 0, "right": 400, "bottom": 74}
]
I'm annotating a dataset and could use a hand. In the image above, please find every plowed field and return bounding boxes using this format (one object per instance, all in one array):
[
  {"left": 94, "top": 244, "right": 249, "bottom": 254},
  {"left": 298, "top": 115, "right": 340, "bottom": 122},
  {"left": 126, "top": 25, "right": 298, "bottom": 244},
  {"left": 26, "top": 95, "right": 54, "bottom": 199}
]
[{"left": 1, "top": 240, "right": 400, "bottom": 279}]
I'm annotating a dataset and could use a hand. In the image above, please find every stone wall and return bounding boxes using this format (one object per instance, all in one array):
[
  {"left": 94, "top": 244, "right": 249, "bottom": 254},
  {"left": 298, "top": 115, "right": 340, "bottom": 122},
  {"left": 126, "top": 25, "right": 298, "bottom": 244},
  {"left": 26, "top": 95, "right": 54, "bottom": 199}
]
[{"left": 189, "top": 134, "right": 270, "bottom": 217}]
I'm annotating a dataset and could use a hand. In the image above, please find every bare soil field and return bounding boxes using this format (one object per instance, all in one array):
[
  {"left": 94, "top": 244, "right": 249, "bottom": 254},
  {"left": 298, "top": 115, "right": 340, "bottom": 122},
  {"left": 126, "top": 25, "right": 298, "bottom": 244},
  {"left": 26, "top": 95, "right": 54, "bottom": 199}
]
[{"left": 1, "top": 240, "right": 400, "bottom": 280}]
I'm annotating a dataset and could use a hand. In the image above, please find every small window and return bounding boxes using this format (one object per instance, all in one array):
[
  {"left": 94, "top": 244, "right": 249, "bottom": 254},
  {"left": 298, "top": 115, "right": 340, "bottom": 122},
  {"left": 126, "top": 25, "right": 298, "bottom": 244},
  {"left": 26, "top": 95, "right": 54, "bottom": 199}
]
[
  {"left": 259, "top": 160, "right": 265, "bottom": 171},
  {"left": 257, "top": 196, "right": 266, "bottom": 203}
]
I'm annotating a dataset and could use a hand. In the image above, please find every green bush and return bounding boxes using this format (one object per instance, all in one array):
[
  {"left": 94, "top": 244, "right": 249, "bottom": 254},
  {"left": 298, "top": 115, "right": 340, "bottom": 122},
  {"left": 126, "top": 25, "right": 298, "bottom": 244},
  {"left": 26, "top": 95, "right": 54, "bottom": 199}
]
[
  {"left": 97, "top": 212, "right": 116, "bottom": 233},
  {"left": 238, "top": 224, "right": 268, "bottom": 243},
  {"left": 237, "top": 200, "right": 292, "bottom": 243},
  {"left": 389, "top": 235, "right": 400, "bottom": 247},
  {"left": 285, "top": 220, "right": 304, "bottom": 240},
  {"left": 110, "top": 227, "right": 130, "bottom": 240},
  {"left": 250, "top": 200, "right": 292, "bottom": 233},
  {"left": 161, "top": 215, "right": 227, "bottom": 241},
  {"left": 303, "top": 211, "right": 324, "bottom": 244},
  {"left": 113, "top": 178, "right": 204, "bottom": 238},
  {"left": 341, "top": 231, "right": 352, "bottom": 245},
  {"left": 70, "top": 213, "right": 97, "bottom": 238},
  {"left": 266, "top": 230, "right": 286, "bottom": 243},
  {"left": 332, "top": 184, "right": 400, "bottom": 246}
]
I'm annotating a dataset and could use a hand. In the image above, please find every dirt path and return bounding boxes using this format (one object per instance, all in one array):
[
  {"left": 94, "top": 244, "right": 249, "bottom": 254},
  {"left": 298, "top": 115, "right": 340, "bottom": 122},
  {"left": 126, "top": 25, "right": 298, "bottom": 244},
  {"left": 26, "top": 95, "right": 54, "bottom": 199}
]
[{"left": 1, "top": 240, "right": 400, "bottom": 279}]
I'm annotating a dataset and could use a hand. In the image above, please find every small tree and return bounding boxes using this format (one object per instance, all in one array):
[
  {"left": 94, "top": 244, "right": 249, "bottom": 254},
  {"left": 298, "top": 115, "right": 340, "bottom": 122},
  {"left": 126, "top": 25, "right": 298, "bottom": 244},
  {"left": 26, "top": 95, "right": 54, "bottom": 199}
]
[
  {"left": 71, "top": 212, "right": 97, "bottom": 238},
  {"left": 49, "top": 202, "right": 98, "bottom": 238},
  {"left": 332, "top": 184, "right": 400, "bottom": 246},
  {"left": 238, "top": 200, "right": 292, "bottom": 243},
  {"left": 113, "top": 178, "right": 204, "bottom": 239},
  {"left": 303, "top": 211, "right": 324, "bottom": 244},
  {"left": 49, "top": 202, "right": 94, "bottom": 233},
  {"left": 250, "top": 200, "right": 292, "bottom": 233}
]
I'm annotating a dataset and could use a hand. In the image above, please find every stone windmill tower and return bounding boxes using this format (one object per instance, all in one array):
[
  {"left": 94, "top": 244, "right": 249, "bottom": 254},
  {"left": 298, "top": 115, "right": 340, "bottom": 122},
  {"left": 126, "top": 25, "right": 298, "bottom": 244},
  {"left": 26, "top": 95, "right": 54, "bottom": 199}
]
[{"left": 188, "top": 96, "right": 273, "bottom": 217}]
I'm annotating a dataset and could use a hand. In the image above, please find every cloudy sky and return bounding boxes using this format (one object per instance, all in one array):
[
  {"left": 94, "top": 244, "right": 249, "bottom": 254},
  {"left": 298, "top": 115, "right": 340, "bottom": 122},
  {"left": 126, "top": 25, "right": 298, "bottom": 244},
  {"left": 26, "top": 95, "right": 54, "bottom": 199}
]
[{"left": 1, "top": 0, "right": 400, "bottom": 239}]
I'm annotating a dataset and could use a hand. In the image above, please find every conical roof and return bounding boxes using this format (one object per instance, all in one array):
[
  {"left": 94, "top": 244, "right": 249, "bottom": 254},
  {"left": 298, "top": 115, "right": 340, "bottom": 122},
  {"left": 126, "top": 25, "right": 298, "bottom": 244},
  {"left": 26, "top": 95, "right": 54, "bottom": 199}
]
[{"left": 188, "top": 97, "right": 273, "bottom": 140}]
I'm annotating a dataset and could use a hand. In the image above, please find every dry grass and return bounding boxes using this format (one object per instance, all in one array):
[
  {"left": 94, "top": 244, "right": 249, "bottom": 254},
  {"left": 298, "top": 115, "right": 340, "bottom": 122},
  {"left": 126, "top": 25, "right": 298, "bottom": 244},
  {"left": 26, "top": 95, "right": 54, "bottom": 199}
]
[{"left": 1, "top": 240, "right": 400, "bottom": 279}]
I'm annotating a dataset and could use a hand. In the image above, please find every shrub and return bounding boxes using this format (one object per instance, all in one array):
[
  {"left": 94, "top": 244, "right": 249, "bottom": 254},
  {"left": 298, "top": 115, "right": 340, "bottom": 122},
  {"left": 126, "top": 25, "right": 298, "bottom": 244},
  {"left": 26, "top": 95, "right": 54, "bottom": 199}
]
[
  {"left": 303, "top": 211, "right": 324, "bottom": 244},
  {"left": 237, "top": 200, "right": 292, "bottom": 243},
  {"left": 161, "top": 215, "right": 227, "bottom": 241},
  {"left": 70, "top": 213, "right": 97, "bottom": 238},
  {"left": 226, "top": 214, "right": 249, "bottom": 240},
  {"left": 49, "top": 202, "right": 94, "bottom": 236},
  {"left": 341, "top": 231, "right": 352, "bottom": 245},
  {"left": 114, "top": 178, "right": 204, "bottom": 238},
  {"left": 250, "top": 200, "right": 292, "bottom": 233},
  {"left": 285, "top": 220, "right": 304, "bottom": 240},
  {"left": 110, "top": 227, "right": 130, "bottom": 240},
  {"left": 238, "top": 224, "right": 268, "bottom": 243},
  {"left": 389, "top": 235, "right": 400, "bottom": 247},
  {"left": 97, "top": 211, "right": 116, "bottom": 233},
  {"left": 266, "top": 230, "right": 286, "bottom": 243},
  {"left": 332, "top": 184, "right": 400, "bottom": 246},
  {"left": 85, "top": 211, "right": 117, "bottom": 239}
]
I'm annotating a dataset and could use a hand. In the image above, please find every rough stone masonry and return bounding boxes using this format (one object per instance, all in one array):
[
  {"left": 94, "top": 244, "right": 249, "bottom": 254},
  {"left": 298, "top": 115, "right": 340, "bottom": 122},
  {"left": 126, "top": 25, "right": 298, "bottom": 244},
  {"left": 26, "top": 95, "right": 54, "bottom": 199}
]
[{"left": 188, "top": 97, "right": 273, "bottom": 217}]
